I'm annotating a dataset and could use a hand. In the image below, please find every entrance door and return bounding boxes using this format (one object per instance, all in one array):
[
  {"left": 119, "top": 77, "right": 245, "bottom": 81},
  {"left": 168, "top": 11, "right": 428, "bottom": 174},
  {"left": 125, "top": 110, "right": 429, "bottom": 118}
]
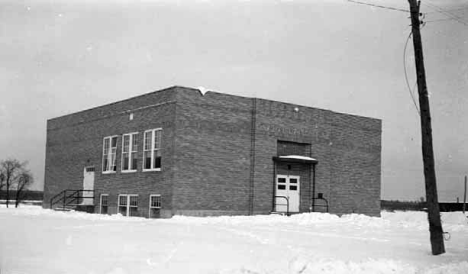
[
  {"left": 82, "top": 166, "right": 95, "bottom": 205},
  {"left": 275, "top": 175, "right": 300, "bottom": 212}
]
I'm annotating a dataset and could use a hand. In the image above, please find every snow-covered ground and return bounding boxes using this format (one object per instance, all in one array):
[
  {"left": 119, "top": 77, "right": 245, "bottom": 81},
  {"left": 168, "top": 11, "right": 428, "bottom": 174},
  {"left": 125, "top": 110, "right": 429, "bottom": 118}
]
[{"left": 0, "top": 206, "right": 467, "bottom": 274}]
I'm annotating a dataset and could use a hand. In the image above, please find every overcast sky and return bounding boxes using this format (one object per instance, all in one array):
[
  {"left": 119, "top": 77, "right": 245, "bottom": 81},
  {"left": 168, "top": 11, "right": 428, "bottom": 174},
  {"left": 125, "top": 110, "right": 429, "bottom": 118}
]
[{"left": 1, "top": 0, "right": 467, "bottom": 201}]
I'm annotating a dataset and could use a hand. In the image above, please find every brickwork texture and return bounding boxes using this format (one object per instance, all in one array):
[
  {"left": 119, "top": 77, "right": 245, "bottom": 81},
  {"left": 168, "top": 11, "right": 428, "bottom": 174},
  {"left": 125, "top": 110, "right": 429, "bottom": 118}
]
[{"left": 43, "top": 86, "right": 382, "bottom": 217}]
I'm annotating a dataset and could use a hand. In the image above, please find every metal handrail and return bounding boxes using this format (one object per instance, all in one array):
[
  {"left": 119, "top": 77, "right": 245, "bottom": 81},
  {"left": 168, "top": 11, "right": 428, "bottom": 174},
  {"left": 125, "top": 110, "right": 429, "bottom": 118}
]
[
  {"left": 311, "top": 197, "right": 329, "bottom": 212},
  {"left": 50, "top": 189, "right": 96, "bottom": 209},
  {"left": 274, "top": 195, "right": 290, "bottom": 216}
]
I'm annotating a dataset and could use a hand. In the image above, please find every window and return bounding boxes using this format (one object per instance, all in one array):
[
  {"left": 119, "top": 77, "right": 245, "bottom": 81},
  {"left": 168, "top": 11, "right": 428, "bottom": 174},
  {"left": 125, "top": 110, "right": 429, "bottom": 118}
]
[
  {"left": 149, "top": 194, "right": 162, "bottom": 218},
  {"left": 122, "top": 133, "right": 138, "bottom": 172},
  {"left": 102, "top": 136, "right": 118, "bottom": 173},
  {"left": 100, "top": 194, "right": 109, "bottom": 214},
  {"left": 118, "top": 194, "right": 138, "bottom": 217},
  {"left": 143, "top": 129, "right": 162, "bottom": 171}
]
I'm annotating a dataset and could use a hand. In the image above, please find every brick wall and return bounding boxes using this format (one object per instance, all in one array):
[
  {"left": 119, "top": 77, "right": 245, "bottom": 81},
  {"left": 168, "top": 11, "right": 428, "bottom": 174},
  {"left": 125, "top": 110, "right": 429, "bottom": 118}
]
[
  {"left": 252, "top": 98, "right": 381, "bottom": 216},
  {"left": 170, "top": 88, "right": 381, "bottom": 217},
  {"left": 44, "top": 88, "right": 178, "bottom": 218},
  {"left": 44, "top": 86, "right": 381, "bottom": 218},
  {"left": 172, "top": 88, "right": 253, "bottom": 215}
]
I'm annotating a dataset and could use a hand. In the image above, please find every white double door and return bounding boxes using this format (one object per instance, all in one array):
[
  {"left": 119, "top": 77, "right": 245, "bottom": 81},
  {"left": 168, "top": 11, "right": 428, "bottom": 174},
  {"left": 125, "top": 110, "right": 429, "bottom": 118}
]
[{"left": 275, "top": 175, "right": 300, "bottom": 213}]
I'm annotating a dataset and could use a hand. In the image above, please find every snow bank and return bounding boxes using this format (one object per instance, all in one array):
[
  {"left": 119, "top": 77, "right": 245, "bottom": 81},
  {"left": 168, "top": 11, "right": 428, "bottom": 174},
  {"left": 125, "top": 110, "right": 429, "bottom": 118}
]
[
  {"left": 222, "top": 260, "right": 468, "bottom": 274},
  {"left": 2, "top": 206, "right": 466, "bottom": 231},
  {"left": 170, "top": 211, "right": 467, "bottom": 232},
  {"left": 0, "top": 205, "right": 149, "bottom": 222},
  {"left": 1, "top": 207, "right": 467, "bottom": 274}
]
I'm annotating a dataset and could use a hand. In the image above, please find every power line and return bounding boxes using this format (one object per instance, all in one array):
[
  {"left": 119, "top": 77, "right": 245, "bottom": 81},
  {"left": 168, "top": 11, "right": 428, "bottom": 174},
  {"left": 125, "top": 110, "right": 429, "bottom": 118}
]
[
  {"left": 425, "top": 1, "right": 468, "bottom": 26},
  {"left": 426, "top": 2, "right": 468, "bottom": 25},
  {"left": 403, "top": 31, "right": 420, "bottom": 115},
  {"left": 347, "top": 0, "right": 409, "bottom": 13},
  {"left": 425, "top": 6, "right": 468, "bottom": 14},
  {"left": 424, "top": 18, "right": 456, "bottom": 23}
]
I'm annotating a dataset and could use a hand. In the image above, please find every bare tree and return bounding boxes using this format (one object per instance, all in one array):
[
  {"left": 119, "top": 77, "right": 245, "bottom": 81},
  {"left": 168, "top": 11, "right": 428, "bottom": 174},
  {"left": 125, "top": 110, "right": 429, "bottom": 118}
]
[
  {"left": 0, "top": 172, "right": 5, "bottom": 192},
  {"left": 14, "top": 170, "right": 33, "bottom": 208},
  {"left": 0, "top": 159, "right": 28, "bottom": 208}
]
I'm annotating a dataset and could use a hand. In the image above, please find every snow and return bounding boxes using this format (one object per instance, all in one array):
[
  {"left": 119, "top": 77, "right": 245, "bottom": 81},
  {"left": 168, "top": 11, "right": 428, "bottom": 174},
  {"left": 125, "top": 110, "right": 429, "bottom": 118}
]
[
  {"left": 196, "top": 86, "right": 211, "bottom": 96},
  {"left": 0, "top": 206, "right": 467, "bottom": 274},
  {"left": 279, "top": 155, "right": 317, "bottom": 161}
]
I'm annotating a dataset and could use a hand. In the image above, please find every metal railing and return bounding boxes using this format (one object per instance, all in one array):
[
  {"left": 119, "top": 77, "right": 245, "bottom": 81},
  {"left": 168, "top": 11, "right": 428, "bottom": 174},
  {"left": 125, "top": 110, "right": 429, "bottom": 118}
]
[
  {"left": 273, "top": 195, "right": 290, "bottom": 216},
  {"left": 50, "top": 189, "right": 95, "bottom": 210},
  {"left": 311, "top": 196, "right": 329, "bottom": 213}
]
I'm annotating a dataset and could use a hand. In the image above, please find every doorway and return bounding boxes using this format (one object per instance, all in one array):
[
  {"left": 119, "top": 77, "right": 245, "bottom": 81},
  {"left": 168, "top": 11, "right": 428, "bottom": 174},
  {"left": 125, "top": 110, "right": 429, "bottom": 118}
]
[
  {"left": 275, "top": 175, "right": 300, "bottom": 212},
  {"left": 82, "top": 166, "right": 95, "bottom": 205}
]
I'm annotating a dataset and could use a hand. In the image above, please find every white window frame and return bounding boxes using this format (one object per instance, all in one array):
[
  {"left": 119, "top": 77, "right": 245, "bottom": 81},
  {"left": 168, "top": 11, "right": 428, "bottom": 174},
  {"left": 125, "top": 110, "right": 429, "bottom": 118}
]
[
  {"left": 121, "top": 132, "right": 139, "bottom": 173},
  {"left": 149, "top": 194, "right": 162, "bottom": 218},
  {"left": 143, "top": 128, "right": 162, "bottom": 172},
  {"left": 102, "top": 135, "right": 118, "bottom": 174},
  {"left": 100, "top": 194, "right": 109, "bottom": 214},
  {"left": 118, "top": 194, "right": 138, "bottom": 217}
]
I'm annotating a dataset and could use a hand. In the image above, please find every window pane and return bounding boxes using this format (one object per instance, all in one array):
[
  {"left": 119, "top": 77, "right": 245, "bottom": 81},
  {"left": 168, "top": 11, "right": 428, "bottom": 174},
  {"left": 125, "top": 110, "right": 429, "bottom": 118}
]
[
  {"left": 153, "top": 150, "right": 161, "bottom": 169},
  {"left": 290, "top": 178, "right": 298, "bottom": 184},
  {"left": 144, "top": 151, "right": 151, "bottom": 169},
  {"left": 278, "top": 184, "right": 286, "bottom": 190},
  {"left": 111, "top": 137, "right": 118, "bottom": 147},
  {"left": 132, "top": 133, "right": 138, "bottom": 152},
  {"left": 118, "top": 196, "right": 127, "bottom": 206},
  {"left": 129, "top": 196, "right": 138, "bottom": 207},
  {"left": 290, "top": 185, "right": 298, "bottom": 191},
  {"left": 154, "top": 130, "right": 161, "bottom": 149},
  {"left": 118, "top": 206, "right": 127, "bottom": 215},
  {"left": 122, "top": 154, "right": 129, "bottom": 170},
  {"left": 150, "top": 195, "right": 161, "bottom": 208},
  {"left": 278, "top": 178, "right": 286, "bottom": 183},
  {"left": 101, "top": 195, "right": 108, "bottom": 206},
  {"left": 130, "top": 207, "right": 138, "bottom": 217},
  {"left": 123, "top": 135, "right": 130, "bottom": 153},
  {"left": 103, "top": 158, "right": 108, "bottom": 172},
  {"left": 144, "top": 131, "right": 152, "bottom": 150},
  {"left": 103, "top": 138, "right": 110, "bottom": 155},
  {"left": 110, "top": 149, "right": 117, "bottom": 171},
  {"left": 130, "top": 152, "right": 137, "bottom": 170}
]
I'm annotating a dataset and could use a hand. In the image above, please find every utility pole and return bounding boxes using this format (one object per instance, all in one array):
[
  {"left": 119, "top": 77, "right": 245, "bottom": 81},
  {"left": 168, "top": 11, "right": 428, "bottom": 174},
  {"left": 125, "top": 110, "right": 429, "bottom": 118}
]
[
  {"left": 408, "top": 0, "right": 445, "bottom": 255},
  {"left": 463, "top": 176, "right": 467, "bottom": 214}
]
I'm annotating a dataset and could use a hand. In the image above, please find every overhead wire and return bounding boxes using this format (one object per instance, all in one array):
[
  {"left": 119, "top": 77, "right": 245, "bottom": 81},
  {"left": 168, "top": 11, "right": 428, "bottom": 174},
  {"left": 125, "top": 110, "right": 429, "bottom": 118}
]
[
  {"left": 403, "top": 31, "right": 420, "bottom": 115},
  {"left": 347, "top": 0, "right": 409, "bottom": 13},
  {"left": 424, "top": 1, "right": 468, "bottom": 26},
  {"left": 425, "top": 6, "right": 468, "bottom": 14},
  {"left": 424, "top": 18, "right": 456, "bottom": 23}
]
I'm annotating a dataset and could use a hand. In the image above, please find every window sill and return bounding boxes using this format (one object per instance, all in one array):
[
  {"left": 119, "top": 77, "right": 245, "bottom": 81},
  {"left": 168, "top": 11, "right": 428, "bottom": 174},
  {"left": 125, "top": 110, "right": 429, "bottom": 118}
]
[
  {"left": 143, "top": 168, "right": 161, "bottom": 172},
  {"left": 121, "top": 170, "right": 137, "bottom": 174},
  {"left": 102, "top": 171, "right": 116, "bottom": 175}
]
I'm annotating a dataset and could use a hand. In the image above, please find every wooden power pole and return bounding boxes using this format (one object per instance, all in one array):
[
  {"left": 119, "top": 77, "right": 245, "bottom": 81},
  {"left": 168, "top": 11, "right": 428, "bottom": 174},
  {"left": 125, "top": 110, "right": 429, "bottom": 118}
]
[
  {"left": 408, "top": 0, "right": 445, "bottom": 255},
  {"left": 464, "top": 176, "right": 467, "bottom": 214}
]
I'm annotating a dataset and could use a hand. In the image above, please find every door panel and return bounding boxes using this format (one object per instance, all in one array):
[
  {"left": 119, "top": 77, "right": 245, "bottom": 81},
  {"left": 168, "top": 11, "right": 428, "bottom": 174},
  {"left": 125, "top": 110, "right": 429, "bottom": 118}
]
[
  {"left": 275, "top": 175, "right": 288, "bottom": 212},
  {"left": 82, "top": 167, "right": 95, "bottom": 205},
  {"left": 275, "top": 175, "right": 300, "bottom": 212}
]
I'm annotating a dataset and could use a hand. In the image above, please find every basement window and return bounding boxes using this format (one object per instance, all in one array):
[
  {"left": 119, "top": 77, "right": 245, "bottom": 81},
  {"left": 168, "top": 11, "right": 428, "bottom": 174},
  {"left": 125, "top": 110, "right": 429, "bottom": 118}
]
[
  {"left": 149, "top": 194, "right": 162, "bottom": 218},
  {"left": 118, "top": 194, "right": 139, "bottom": 217},
  {"left": 100, "top": 194, "right": 109, "bottom": 214},
  {"left": 143, "top": 129, "right": 162, "bottom": 171},
  {"left": 102, "top": 136, "right": 118, "bottom": 173},
  {"left": 122, "top": 132, "right": 138, "bottom": 172}
]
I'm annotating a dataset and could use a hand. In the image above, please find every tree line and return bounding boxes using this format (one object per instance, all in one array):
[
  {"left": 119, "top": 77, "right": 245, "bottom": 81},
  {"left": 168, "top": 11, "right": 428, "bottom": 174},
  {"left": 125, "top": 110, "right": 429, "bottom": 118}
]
[{"left": 0, "top": 158, "right": 33, "bottom": 208}]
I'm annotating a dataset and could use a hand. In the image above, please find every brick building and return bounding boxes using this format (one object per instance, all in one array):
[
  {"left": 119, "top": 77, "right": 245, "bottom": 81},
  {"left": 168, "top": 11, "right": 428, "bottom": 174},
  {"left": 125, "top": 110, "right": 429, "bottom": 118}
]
[{"left": 43, "top": 86, "right": 382, "bottom": 218}]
